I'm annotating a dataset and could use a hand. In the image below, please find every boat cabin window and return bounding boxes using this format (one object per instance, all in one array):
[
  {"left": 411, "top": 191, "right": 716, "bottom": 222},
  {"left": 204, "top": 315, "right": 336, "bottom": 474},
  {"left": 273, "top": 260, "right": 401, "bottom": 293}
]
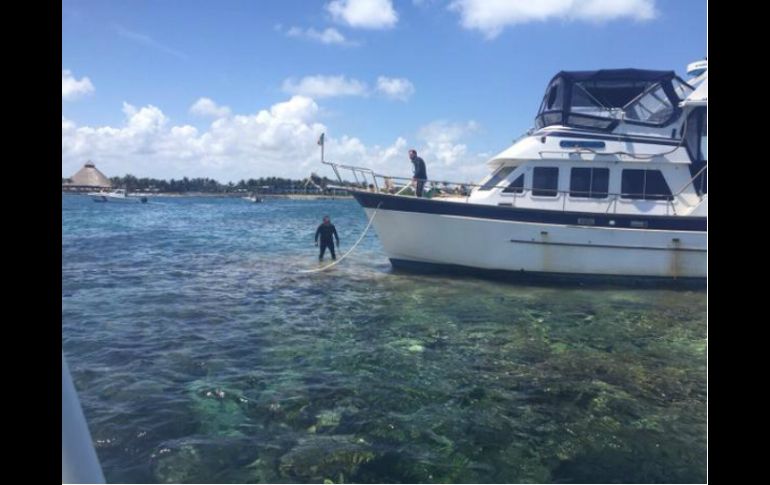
[
  {"left": 479, "top": 166, "right": 515, "bottom": 191},
  {"left": 672, "top": 78, "right": 695, "bottom": 100},
  {"left": 539, "top": 78, "right": 564, "bottom": 112},
  {"left": 684, "top": 106, "right": 707, "bottom": 195},
  {"left": 623, "top": 84, "right": 674, "bottom": 124},
  {"left": 620, "top": 169, "right": 673, "bottom": 201},
  {"left": 535, "top": 70, "right": 692, "bottom": 131},
  {"left": 532, "top": 167, "right": 559, "bottom": 197},
  {"left": 572, "top": 80, "right": 648, "bottom": 116},
  {"left": 569, "top": 168, "right": 609, "bottom": 199},
  {"left": 502, "top": 174, "right": 524, "bottom": 193}
]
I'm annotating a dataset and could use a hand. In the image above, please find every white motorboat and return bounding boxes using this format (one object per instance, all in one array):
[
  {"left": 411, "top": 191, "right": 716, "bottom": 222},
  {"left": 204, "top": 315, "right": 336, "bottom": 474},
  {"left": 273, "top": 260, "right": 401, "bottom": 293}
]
[
  {"left": 89, "top": 189, "right": 148, "bottom": 203},
  {"left": 328, "top": 62, "right": 707, "bottom": 283}
]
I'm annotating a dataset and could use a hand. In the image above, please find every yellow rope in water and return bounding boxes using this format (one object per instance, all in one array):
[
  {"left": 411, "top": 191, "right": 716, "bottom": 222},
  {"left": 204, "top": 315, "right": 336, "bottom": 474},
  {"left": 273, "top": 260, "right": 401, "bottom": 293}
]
[{"left": 299, "top": 202, "right": 382, "bottom": 273}]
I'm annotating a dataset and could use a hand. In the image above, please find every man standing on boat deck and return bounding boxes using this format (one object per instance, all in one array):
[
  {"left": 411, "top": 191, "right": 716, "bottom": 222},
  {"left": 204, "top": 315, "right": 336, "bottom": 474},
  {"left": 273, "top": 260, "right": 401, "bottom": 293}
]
[
  {"left": 409, "top": 149, "right": 428, "bottom": 197},
  {"left": 315, "top": 215, "right": 340, "bottom": 261}
]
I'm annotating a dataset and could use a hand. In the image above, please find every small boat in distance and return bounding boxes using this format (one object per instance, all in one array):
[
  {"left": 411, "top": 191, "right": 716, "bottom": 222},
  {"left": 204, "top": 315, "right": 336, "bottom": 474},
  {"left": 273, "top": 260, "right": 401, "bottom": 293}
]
[
  {"left": 89, "top": 188, "right": 148, "bottom": 203},
  {"left": 242, "top": 194, "right": 263, "bottom": 203}
]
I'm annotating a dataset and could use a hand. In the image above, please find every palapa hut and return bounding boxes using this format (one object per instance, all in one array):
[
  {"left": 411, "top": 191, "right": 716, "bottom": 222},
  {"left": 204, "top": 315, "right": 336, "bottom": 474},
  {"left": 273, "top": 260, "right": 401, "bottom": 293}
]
[{"left": 63, "top": 161, "right": 112, "bottom": 192}]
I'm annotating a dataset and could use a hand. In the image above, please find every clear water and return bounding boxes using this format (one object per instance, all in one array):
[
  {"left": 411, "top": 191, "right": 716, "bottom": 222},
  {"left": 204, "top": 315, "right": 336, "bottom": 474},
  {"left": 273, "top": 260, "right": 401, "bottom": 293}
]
[{"left": 62, "top": 195, "right": 707, "bottom": 483}]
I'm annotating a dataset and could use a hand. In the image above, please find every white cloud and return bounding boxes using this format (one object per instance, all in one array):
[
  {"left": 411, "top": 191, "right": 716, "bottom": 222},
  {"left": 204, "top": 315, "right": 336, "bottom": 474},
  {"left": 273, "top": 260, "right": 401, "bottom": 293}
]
[
  {"left": 267, "top": 95, "right": 320, "bottom": 121},
  {"left": 286, "top": 26, "right": 350, "bottom": 45},
  {"left": 62, "top": 69, "right": 94, "bottom": 100},
  {"left": 121, "top": 102, "right": 168, "bottom": 134},
  {"left": 62, "top": 95, "right": 418, "bottom": 182},
  {"left": 63, "top": 96, "right": 324, "bottom": 181},
  {"left": 62, "top": 95, "right": 492, "bottom": 184},
  {"left": 282, "top": 75, "right": 415, "bottom": 101},
  {"left": 282, "top": 75, "right": 368, "bottom": 98},
  {"left": 190, "top": 97, "right": 232, "bottom": 118},
  {"left": 417, "top": 120, "right": 481, "bottom": 169},
  {"left": 334, "top": 135, "right": 409, "bottom": 173},
  {"left": 376, "top": 76, "right": 415, "bottom": 101},
  {"left": 326, "top": 0, "right": 398, "bottom": 29},
  {"left": 449, "top": 0, "right": 657, "bottom": 39}
]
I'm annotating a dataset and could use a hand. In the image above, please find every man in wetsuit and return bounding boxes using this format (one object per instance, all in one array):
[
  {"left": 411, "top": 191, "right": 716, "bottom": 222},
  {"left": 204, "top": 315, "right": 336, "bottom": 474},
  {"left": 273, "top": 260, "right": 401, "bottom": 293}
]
[
  {"left": 315, "top": 215, "right": 340, "bottom": 261},
  {"left": 408, "top": 149, "right": 428, "bottom": 197}
]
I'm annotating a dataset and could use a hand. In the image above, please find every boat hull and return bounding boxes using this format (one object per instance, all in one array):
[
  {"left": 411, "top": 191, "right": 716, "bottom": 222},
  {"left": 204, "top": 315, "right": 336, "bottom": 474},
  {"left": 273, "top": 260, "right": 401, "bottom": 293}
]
[{"left": 353, "top": 192, "right": 706, "bottom": 280}]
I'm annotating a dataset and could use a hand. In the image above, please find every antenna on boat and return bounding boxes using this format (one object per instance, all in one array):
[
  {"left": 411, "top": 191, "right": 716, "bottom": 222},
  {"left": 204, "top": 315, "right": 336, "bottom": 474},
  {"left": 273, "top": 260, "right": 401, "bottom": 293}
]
[{"left": 317, "top": 132, "right": 325, "bottom": 163}]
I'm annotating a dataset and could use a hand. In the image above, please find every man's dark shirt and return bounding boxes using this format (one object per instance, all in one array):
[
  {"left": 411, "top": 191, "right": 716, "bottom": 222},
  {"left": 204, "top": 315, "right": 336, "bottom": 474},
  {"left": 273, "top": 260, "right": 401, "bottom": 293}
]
[
  {"left": 411, "top": 156, "right": 427, "bottom": 180},
  {"left": 315, "top": 223, "right": 339, "bottom": 244}
]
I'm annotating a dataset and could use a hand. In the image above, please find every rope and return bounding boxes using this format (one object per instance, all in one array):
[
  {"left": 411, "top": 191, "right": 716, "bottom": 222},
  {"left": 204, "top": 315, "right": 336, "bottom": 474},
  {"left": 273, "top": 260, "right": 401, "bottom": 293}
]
[
  {"left": 299, "top": 202, "right": 383, "bottom": 273},
  {"left": 395, "top": 184, "right": 411, "bottom": 195}
]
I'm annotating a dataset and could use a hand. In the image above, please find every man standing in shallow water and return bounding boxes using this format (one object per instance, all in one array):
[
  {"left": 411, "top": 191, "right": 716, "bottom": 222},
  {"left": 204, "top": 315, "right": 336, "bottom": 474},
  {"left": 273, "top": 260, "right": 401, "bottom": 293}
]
[{"left": 315, "top": 215, "right": 340, "bottom": 261}]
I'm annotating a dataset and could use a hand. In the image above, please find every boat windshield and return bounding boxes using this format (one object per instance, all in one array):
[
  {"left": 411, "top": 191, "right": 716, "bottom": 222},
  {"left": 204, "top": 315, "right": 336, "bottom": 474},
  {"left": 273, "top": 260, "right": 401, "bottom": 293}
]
[{"left": 535, "top": 69, "right": 693, "bottom": 131}]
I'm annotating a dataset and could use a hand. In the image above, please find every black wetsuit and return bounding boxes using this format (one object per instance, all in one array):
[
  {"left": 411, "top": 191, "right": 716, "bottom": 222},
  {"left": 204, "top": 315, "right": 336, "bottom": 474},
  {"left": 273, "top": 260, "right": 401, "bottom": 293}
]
[
  {"left": 411, "top": 156, "right": 427, "bottom": 197},
  {"left": 315, "top": 222, "right": 339, "bottom": 260}
]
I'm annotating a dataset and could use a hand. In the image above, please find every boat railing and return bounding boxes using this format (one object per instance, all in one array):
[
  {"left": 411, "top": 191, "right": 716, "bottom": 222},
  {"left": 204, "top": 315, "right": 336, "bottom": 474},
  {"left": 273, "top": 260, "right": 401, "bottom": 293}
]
[
  {"left": 323, "top": 160, "right": 694, "bottom": 216},
  {"left": 324, "top": 161, "right": 481, "bottom": 198},
  {"left": 537, "top": 149, "right": 676, "bottom": 160}
]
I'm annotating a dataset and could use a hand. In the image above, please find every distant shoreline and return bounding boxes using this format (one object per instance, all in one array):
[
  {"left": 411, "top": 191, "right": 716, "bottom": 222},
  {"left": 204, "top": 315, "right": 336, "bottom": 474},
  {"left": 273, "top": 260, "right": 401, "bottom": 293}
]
[{"left": 63, "top": 191, "right": 353, "bottom": 199}]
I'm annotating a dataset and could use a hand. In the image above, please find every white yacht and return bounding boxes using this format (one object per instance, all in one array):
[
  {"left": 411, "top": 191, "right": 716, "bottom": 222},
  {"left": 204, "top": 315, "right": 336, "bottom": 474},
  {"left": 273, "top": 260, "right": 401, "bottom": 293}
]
[
  {"left": 328, "top": 61, "right": 707, "bottom": 282},
  {"left": 89, "top": 188, "right": 148, "bottom": 203}
]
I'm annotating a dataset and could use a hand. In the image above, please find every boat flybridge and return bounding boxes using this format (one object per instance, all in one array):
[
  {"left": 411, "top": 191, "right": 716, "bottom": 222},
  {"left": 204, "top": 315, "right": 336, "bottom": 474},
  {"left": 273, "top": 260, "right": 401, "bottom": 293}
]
[{"left": 326, "top": 61, "right": 707, "bottom": 282}]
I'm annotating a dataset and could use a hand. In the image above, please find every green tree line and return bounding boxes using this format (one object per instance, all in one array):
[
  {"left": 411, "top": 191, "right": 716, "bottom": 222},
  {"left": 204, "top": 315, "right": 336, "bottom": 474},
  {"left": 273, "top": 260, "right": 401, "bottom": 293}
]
[{"left": 93, "top": 174, "right": 353, "bottom": 193}]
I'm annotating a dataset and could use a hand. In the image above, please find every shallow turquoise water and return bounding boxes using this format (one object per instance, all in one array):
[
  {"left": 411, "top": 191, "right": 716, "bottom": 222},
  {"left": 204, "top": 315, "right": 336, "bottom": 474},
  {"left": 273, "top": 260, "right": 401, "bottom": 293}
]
[{"left": 62, "top": 194, "right": 707, "bottom": 483}]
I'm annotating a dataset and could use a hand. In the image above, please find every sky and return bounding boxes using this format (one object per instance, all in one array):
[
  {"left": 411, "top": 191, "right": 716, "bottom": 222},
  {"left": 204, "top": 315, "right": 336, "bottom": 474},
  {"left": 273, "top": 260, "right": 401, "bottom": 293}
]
[{"left": 62, "top": 0, "right": 707, "bottom": 183}]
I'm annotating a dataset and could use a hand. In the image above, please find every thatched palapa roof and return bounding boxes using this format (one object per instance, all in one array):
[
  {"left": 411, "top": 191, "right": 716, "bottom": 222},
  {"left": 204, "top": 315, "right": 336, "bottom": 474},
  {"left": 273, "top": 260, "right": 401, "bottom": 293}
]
[{"left": 65, "top": 161, "right": 112, "bottom": 188}]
